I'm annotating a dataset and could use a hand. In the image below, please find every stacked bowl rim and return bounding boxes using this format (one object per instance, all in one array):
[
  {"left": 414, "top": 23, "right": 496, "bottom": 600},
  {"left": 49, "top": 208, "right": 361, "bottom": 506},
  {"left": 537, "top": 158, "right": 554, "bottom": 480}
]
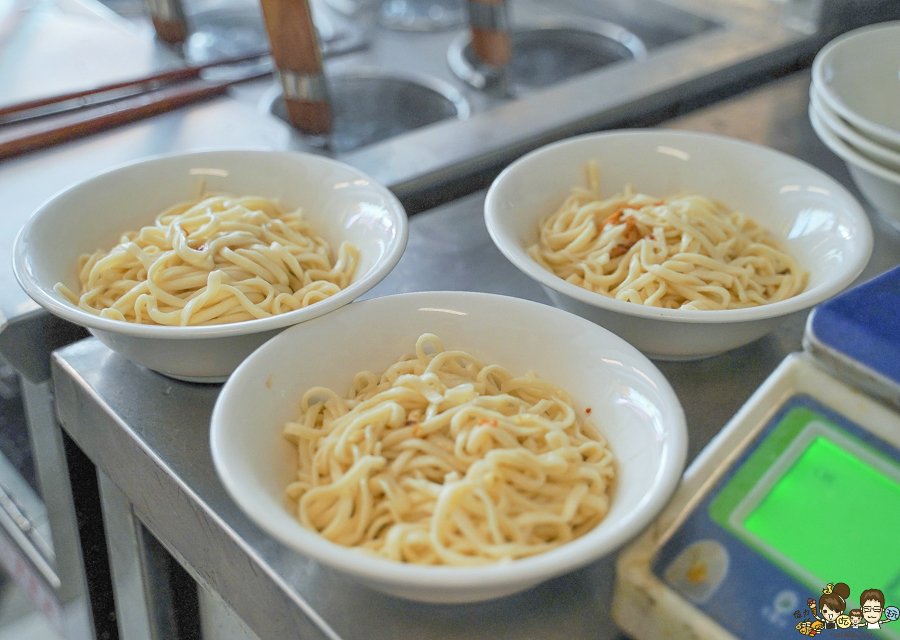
[
  {"left": 809, "top": 102, "right": 900, "bottom": 190},
  {"left": 809, "top": 84, "right": 900, "bottom": 174},
  {"left": 811, "top": 21, "right": 900, "bottom": 153}
]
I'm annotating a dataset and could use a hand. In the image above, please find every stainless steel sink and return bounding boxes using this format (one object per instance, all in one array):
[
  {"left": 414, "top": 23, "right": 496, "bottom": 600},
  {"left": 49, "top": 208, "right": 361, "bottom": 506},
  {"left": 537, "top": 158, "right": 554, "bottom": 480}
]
[
  {"left": 289, "top": 0, "right": 723, "bottom": 119},
  {"left": 264, "top": 70, "right": 470, "bottom": 152},
  {"left": 96, "top": 0, "right": 900, "bottom": 209},
  {"left": 447, "top": 18, "right": 648, "bottom": 93},
  {"left": 225, "top": 0, "right": 806, "bottom": 205}
]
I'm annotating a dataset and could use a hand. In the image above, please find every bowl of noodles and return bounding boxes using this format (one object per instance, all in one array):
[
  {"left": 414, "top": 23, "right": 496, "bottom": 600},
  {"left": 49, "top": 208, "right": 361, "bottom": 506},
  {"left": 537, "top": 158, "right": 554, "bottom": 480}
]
[
  {"left": 484, "top": 130, "right": 872, "bottom": 360},
  {"left": 210, "top": 291, "right": 687, "bottom": 603},
  {"left": 13, "top": 149, "right": 408, "bottom": 381}
]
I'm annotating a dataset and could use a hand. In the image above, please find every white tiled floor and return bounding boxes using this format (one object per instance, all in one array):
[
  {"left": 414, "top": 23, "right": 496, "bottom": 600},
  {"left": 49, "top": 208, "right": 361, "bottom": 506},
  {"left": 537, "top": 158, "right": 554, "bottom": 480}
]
[
  {"left": 0, "top": 610, "right": 59, "bottom": 640},
  {"left": 0, "top": 575, "right": 63, "bottom": 640}
]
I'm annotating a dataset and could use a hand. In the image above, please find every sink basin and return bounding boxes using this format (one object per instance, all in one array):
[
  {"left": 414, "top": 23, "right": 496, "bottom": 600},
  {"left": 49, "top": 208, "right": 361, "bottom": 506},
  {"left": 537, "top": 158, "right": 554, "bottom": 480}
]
[
  {"left": 240, "top": 0, "right": 720, "bottom": 150},
  {"left": 447, "top": 18, "right": 648, "bottom": 93},
  {"left": 91, "top": 0, "right": 900, "bottom": 209},
  {"left": 264, "top": 70, "right": 470, "bottom": 152}
]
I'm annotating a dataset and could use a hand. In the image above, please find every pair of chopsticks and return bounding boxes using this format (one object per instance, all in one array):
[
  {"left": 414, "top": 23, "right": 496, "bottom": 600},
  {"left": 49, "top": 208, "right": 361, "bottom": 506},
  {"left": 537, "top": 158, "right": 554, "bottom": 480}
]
[{"left": 0, "top": 52, "right": 272, "bottom": 162}]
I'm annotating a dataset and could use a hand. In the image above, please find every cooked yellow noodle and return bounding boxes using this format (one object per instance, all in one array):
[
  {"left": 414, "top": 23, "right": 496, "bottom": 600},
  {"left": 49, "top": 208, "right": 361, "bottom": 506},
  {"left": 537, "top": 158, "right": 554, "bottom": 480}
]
[
  {"left": 528, "top": 163, "right": 808, "bottom": 310},
  {"left": 283, "top": 334, "right": 615, "bottom": 566},
  {"left": 55, "top": 195, "right": 358, "bottom": 325}
]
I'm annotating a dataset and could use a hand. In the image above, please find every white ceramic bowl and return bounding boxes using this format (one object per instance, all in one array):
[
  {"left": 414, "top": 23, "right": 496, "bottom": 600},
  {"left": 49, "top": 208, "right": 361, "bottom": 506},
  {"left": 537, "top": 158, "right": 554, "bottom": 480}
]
[
  {"left": 810, "top": 84, "right": 900, "bottom": 173},
  {"left": 809, "top": 105, "right": 900, "bottom": 233},
  {"left": 210, "top": 291, "right": 687, "bottom": 603},
  {"left": 13, "top": 149, "right": 408, "bottom": 382},
  {"left": 812, "top": 21, "right": 900, "bottom": 153},
  {"left": 484, "top": 129, "right": 872, "bottom": 360}
]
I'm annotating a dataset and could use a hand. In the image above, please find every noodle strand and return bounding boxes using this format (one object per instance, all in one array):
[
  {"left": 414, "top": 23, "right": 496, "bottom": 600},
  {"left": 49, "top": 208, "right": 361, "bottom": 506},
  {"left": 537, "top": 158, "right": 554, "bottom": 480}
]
[
  {"left": 529, "top": 166, "right": 808, "bottom": 310},
  {"left": 284, "top": 334, "right": 616, "bottom": 565},
  {"left": 56, "top": 195, "right": 359, "bottom": 325}
]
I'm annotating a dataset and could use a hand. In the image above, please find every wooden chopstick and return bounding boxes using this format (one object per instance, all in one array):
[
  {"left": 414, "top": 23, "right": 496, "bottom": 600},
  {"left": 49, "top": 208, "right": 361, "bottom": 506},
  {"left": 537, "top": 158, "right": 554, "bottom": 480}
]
[
  {"left": 0, "top": 51, "right": 269, "bottom": 121},
  {"left": 0, "top": 67, "right": 271, "bottom": 162}
]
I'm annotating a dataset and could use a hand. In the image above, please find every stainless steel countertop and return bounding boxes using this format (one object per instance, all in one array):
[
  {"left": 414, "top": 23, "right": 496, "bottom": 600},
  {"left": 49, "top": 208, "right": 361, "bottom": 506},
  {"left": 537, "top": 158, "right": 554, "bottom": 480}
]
[
  {"left": 2, "top": 0, "right": 897, "bottom": 342},
  {"left": 50, "top": 70, "right": 900, "bottom": 640},
  {"left": 0, "top": 1, "right": 292, "bottom": 341},
  {"left": 6, "top": 0, "right": 899, "bottom": 328}
]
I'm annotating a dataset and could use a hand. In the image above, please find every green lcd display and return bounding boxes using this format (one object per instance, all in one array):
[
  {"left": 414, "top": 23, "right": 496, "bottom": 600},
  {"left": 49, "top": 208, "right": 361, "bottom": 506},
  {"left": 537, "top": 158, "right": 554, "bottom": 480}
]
[{"left": 710, "top": 406, "right": 900, "bottom": 603}]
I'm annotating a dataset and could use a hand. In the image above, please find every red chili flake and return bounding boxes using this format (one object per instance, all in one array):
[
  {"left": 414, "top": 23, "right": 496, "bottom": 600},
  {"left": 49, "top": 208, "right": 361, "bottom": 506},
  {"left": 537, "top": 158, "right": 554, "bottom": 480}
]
[
  {"left": 478, "top": 419, "right": 498, "bottom": 427},
  {"left": 598, "top": 209, "right": 624, "bottom": 229},
  {"left": 609, "top": 217, "right": 645, "bottom": 257},
  {"left": 585, "top": 408, "right": 592, "bottom": 414}
]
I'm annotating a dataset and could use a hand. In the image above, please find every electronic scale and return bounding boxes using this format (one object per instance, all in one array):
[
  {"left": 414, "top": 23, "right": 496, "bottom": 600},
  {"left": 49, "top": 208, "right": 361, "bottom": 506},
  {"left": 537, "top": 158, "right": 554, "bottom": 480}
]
[{"left": 612, "top": 265, "right": 900, "bottom": 640}]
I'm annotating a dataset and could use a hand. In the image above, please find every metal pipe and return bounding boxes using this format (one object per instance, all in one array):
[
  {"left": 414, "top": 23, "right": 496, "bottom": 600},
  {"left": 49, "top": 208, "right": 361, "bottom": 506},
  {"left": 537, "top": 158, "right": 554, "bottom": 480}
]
[
  {"left": 466, "top": 0, "right": 510, "bottom": 68},
  {"left": 259, "top": 0, "right": 332, "bottom": 136},
  {"left": 143, "top": 0, "right": 189, "bottom": 45}
]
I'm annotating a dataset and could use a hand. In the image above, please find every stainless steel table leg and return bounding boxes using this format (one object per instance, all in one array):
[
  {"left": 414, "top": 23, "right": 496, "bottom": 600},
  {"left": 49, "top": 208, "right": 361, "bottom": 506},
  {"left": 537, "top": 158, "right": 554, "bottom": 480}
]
[
  {"left": 97, "top": 471, "right": 158, "bottom": 640},
  {"left": 20, "top": 378, "right": 95, "bottom": 639},
  {"left": 196, "top": 574, "right": 262, "bottom": 640},
  {"left": 101, "top": 469, "right": 256, "bottom": 640},
  {"left": 127, "top": 515, "right": 261, "bottom": 640}
]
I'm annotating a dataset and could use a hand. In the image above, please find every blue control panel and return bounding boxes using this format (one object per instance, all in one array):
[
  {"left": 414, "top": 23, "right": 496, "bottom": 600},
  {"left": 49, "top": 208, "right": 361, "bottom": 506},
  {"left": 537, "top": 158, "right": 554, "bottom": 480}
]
[
  {"left": 652, "top": 393, "right": 900, "bottom": 638},
  {"left": 809, "top": 265, "right": 900, "bottom": 389}
]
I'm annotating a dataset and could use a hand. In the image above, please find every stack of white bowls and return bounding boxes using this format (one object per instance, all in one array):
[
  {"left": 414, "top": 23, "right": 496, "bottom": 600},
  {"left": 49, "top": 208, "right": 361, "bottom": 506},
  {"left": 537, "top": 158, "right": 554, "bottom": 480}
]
[{"left": 809, "top": 21, "right": 900, "bottom": 231}]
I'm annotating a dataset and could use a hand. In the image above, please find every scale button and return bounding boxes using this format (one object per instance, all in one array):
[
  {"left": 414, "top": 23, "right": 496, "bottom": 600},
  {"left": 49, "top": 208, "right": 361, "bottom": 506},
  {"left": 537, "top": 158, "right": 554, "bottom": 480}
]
[
  {"left": 663, "top": 539, "right": 730, "bottom": 604},
  {"left": 773, "top": 590, "right": 798, "bottom": 614}
]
